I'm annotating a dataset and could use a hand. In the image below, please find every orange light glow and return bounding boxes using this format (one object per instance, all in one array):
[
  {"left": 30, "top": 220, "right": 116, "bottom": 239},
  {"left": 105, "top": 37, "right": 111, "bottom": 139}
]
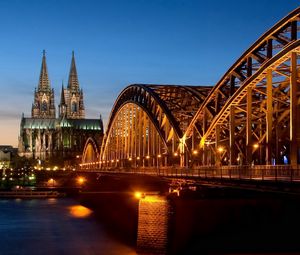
[
  {"left": 174, "top": 152, "right": 178, "bottom": 157},
  {"left": 77, "top": 177, "right": 85, "bottom": 185},
  {"left": 193, "top": 150, "right": 198, "bottom": 155},
  {"left": 218, "top": 147, "right": 224, "bottom": 153},
  {"left": 68, "top": 205, "right": 92, "bottom": 218},
  {"left": 134, "top": 192, "right": 145, "bottom": 199},
  {"left": 253, "top": 143, "right": 259, "bottom": 149}
]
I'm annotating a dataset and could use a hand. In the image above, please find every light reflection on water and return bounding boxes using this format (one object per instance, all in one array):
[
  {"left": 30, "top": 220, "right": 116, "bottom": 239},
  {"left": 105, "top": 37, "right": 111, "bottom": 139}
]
[
  {"left": 68, "top": 205, "right": 93, "bottom": 218},
  {"left": 47, "top": 197, "right": 57, "bottom": 204},
  {"left": 0, "top": 198, "right": 137, "bottom": 255}
]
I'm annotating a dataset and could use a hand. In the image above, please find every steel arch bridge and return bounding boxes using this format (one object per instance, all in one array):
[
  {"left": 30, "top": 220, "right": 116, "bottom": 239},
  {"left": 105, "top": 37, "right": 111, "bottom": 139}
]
[
  {"left": 82, "top": 7, "right": 300, "bottom": 171},
  {"left": 82, "top": 137, "right": 100, "bottom": 168}
]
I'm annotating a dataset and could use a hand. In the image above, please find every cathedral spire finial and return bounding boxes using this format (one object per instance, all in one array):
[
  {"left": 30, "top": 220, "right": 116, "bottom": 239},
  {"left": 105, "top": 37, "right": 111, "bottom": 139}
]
[{"left": 43, "top": 49, "right": 46, "bottom": 57}]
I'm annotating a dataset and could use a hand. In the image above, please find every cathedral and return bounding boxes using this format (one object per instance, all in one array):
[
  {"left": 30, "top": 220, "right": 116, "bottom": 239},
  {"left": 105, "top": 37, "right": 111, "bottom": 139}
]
[{"left": 18, "top": 51, "right": 103, "bottom": 167}]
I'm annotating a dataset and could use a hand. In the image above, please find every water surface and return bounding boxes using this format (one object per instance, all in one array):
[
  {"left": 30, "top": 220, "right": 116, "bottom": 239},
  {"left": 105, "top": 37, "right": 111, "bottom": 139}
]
[{"left": 0, "top": 198, "right": 137, "bottom": 255}]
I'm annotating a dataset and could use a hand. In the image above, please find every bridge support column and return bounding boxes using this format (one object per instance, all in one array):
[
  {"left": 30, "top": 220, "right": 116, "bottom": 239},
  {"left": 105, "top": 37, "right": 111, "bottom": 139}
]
[
  {"left": 266, "top": 69, "right": 273, "bottom": 165},
  {"left": 290, "top": 52, "right": 298, "bottom": 167},
  {"left": 246, "top": 87, "right": 253, "bottom": 165},
  {"left": 137, "top": 195, "right": 169, "bottom": 254},
  {"left": 229, "top": 106, "right": 236, "bottom": 165},
  {"left": 215, "top": 125, "right": 221, "bottom": 167},
  {"left": 179, "top": 137, "right": 185, "bottom": 168}
]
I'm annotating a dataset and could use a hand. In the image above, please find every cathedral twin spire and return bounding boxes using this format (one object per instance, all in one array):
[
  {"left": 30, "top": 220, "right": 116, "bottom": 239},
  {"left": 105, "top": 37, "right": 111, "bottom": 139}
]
[
  {"left": 38, "top": 50, "right": 51, "bottom": 91},
  {"left": 32, "top": 51, "right": 85, "bottom": 119}
]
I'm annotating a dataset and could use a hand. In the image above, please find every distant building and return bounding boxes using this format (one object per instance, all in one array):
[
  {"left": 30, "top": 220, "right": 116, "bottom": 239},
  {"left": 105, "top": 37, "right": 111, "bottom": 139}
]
[
  {"left": 18, "top": 51, "right": 103, "bottom": 166},
  {"left": 0, "top": 145, "right": 17, "bottom": 169}
]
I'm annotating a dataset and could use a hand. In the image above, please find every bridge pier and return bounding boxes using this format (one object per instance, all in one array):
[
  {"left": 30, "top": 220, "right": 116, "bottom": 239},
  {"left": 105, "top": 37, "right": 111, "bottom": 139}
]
[{"left": 137, "top": 195, "right": 170, "bottom": 254}]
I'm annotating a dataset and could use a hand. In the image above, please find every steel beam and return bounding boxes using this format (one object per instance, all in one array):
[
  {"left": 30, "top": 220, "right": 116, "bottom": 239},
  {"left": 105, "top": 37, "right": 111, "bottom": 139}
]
[
  {"left": 290, "top": 52, "right": 298, "bottom": 167},
  {"left": 266, "top": 69, "right": 273, "bottom": 165},
  {"left": 246, "top": 87, "right": 252, "bottom": 165}
]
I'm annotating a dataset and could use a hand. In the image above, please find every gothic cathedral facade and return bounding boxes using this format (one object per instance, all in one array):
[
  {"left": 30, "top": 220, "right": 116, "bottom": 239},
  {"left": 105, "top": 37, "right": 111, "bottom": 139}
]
[{"left": 18, "top": 51, "right": 103, "bottom": 167}]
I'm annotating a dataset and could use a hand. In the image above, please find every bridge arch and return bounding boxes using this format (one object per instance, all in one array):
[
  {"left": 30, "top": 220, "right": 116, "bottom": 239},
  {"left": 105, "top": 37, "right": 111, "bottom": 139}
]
[
  {"left": 82, "top": 7, "right": 300, "bottom": 170},
  {"left": 81, "top": 137, "right": 100, "bottom": 169},
  {"left": 184, "top": 7, "right": 300, "bottom": 167},
  {"left": 100, "top": 84, "right": 211, "bottom": 168}
]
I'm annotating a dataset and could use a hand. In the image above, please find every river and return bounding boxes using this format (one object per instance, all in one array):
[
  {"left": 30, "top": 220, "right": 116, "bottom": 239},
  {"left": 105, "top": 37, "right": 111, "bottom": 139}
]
[{"left": 0, "top": 198, "right": 137, "bottom": 255}]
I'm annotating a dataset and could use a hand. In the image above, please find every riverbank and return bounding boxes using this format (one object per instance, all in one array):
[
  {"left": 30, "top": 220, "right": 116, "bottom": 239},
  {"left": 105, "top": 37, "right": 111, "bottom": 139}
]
[{"left": 0, "top": 190, "right": 64, "bottom": 198}]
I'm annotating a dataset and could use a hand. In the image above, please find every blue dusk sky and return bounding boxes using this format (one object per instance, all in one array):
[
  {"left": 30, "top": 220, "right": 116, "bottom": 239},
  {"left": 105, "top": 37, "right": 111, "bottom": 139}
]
[{"left": 0, "top": 0, "right": 299, "bottom": 146}]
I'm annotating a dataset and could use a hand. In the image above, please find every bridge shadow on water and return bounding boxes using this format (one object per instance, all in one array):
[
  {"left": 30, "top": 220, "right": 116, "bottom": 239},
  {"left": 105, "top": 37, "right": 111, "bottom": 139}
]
[
  {"left": 169, "top": 187, "right": 300, "bottom": 255},
  {"left": 80, "top": 192, "right": 139, "bottom": 247},
  {"left": 67, "top": 172, "right": 300, "bottom": 255}
]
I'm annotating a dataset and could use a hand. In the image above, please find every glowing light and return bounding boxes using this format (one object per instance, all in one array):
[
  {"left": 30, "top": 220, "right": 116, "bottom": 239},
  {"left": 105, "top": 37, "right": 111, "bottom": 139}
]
[
  {"left": 193, "top": 150, "right": 198, "bottom": 155},
  {"left": 146, "top": 155, "right": 150, "bottom": 159},
  {"left": 128, "top": 157, "right": 132, "bottom": 161},
  {"left": 218, "top": 147, "right": 224, "bottom": 153},
  {"left": 76, "top": 155, "right": 80, "bottom": 158},
  {"left": 48, "top": 178, "right": 55, "bottom": 186},
  {"left": 200, "top": 137, "right": 205, "bottom": 148},
  {"left": 157, "top": 154, "right": 162, "bottom": 158},
  {"left": 116, "top": 159, "right": 119, "bottom": 162},
  {"left": 174, "top": 152, "right": 178, "bottom": 157},
  {"left": 68, "top": 205, "right": 92, "bottom": 218},
  {"left": 77, "top": 177, "right": 85, "bottom": 185},
  {"left": 136, "top": 156, "right": 140, "bottom": 160},
  {"left": 253, "top": 143, "right": 259, "bottom": 149},
  {"left": 134, "top": 192, "right": 145, "bottom": 199}
]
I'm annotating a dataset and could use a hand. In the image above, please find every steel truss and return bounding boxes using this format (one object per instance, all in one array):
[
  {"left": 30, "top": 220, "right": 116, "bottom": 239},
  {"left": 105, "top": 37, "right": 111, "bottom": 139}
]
[
  {"left": 82, "top": 7, "right": 300, "bottom": 169},
  {"left": 96, "top": 84, "right": 211, "bottom": 168}
]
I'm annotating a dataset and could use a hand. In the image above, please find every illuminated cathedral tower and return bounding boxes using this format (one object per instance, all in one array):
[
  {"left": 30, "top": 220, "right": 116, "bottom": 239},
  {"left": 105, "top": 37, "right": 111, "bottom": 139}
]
[
  {"left": 32, "top": 50, "right": 56, "bottom": 118},
  {"left": 19, "top": 50, "right": 103, "bottom": 167},
  {"left": 59, "top": 51, "right": 85, "bottom": 119}
]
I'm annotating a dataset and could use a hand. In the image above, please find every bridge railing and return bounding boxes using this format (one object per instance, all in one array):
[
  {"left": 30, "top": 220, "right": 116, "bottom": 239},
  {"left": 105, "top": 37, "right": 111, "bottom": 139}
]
[{"left": 80, "top": 164, "right": 300, "bottom": 182}]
